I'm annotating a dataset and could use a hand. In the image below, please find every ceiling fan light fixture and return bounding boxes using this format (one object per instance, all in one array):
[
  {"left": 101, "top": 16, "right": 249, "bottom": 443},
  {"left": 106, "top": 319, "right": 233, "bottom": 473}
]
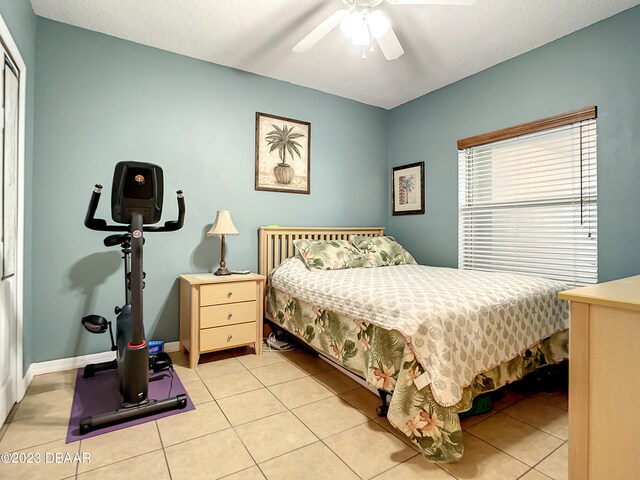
[
  {"left": 342, "top": 10, "right": 372, "bottom": 46},
  {"left": 367, "top": 10, "right": 391, "bottom": 38},
  {"left": 352, "top": 20, "right": 371, "bottom": 45},
  {"left": 340, "top": 10, "right": 363, "bottom": 37}
]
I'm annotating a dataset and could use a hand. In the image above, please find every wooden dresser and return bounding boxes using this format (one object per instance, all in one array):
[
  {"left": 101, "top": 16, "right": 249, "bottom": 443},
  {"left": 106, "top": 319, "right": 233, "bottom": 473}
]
[
  {"left": 559, "top": 276, "right": 640, "bottom": 480},
  {"left": 179, "top": 273, "right": 265, "bottom": 368}
]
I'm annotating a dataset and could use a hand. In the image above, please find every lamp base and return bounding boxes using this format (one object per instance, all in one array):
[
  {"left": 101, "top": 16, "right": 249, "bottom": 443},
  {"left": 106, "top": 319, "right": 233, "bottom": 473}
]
[{"left": 214, "top": 266, "right": 231, "bottom": 276}]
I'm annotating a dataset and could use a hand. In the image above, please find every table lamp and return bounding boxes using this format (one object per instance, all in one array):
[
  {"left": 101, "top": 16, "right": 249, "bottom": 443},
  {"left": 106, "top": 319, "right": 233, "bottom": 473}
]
[{"left": 207, "top": 210, "right": 239, "bottom": 275}]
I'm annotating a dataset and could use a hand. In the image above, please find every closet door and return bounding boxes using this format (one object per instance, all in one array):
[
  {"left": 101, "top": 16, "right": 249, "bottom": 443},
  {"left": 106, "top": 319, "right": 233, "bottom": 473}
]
[{"left": 0, "top": 48, "right": 19, "bottom": 425}]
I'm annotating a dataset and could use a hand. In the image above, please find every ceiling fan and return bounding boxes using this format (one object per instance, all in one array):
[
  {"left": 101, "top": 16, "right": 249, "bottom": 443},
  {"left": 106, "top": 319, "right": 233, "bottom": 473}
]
[{"left": 293, "top": 0, "right": 477, "bottom": 61}]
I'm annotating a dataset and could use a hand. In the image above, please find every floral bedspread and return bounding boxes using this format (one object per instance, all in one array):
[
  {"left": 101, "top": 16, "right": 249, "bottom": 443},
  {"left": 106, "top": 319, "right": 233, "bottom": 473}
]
[
  {"left": 270, "top": 257, "right": 570, "bottom": 406},
  {"left": 267, "top": 285, "right": 568, "bottom": 462}
]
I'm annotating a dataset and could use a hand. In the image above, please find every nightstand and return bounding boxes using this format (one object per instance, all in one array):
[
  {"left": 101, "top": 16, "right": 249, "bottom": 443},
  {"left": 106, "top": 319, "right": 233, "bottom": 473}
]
[{"left": 179, "top": 273, "right": 265, "bottom": 369}]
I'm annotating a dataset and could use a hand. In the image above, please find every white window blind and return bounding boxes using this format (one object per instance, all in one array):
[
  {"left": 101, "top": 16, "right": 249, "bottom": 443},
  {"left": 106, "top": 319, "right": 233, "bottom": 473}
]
[{"left": 458, "top": 118, "right": 597, "bottom": 286}]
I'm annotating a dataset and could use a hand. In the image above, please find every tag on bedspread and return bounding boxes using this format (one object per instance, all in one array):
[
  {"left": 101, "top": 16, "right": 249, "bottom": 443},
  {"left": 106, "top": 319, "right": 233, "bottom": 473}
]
[{"left": 414, "top": 371, "right": 431, "bottom": 391}]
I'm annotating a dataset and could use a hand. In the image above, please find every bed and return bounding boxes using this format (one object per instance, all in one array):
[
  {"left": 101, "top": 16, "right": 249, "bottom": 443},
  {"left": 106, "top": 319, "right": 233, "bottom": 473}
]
[{"left": 258, "top": 226, "right": 569, "bottom": 463}]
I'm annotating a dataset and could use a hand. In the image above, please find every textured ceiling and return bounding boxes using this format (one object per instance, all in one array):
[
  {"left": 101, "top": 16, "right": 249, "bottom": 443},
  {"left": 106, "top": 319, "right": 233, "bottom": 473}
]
[{"left": 31, "top": 0, "right": 640, "bottom": 109}]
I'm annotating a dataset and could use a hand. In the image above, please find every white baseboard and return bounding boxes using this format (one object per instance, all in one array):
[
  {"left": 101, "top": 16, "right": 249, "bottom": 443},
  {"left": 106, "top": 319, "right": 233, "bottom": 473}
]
[
  {"left": 18, "top": 364, "right": 35, "bottom": 401},
  {"left": 20, "top": 341, "right": 180, "bottom": 396},
  {"left": 32, "top": 350, "right": 117, "bottom": 377}
]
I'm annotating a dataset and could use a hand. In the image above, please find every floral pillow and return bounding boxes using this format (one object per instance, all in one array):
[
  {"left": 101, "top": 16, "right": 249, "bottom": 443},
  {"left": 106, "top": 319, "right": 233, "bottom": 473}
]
[
  {"left": 349, "top": 235, "right": 417, "bottom": 267},
  {"left": 293, "top": 239, "right": 372, "bottom": 271}
]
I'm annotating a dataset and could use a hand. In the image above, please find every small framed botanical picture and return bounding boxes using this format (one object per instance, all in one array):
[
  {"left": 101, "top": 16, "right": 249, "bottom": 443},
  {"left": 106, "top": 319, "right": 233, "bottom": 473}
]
[
  {"left": 255, "top": 112, "right": 311, "bottom": 194},
  {"left": 392, "top": 161, "right": 425, "bottom": 215}
]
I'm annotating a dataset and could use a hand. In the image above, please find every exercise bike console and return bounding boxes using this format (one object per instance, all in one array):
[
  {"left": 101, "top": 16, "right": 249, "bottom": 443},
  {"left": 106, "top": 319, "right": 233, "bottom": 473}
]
[
  {"left": 79, "top": 161, "right": 187, "bottom": 434},
  {"left": 85, "top": 161, "right": 185, "bottom": 232}
]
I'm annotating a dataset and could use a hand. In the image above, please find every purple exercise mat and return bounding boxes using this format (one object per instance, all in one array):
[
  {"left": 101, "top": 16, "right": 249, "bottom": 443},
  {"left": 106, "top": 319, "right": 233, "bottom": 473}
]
[{"left": 66, "top": 366, "right": 195, "bottom": 443}]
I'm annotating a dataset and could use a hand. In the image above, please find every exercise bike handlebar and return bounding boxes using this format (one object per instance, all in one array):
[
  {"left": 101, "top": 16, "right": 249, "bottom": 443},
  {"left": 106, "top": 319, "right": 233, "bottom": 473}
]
[
  {"left": 145, "top": 190, "right": 185, "bottom": 232},
  {"left": 84, "top": 185, "right": 111, "bottom": 231},
  {"left": 84, "top": 185, "right": 185, "bottom": 232}
]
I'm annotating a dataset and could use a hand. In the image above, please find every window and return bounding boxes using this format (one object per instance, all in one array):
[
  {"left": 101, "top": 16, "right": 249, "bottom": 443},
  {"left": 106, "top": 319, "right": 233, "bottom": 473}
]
[{"left": 458, "top": 107, "right": 597, "bottom": 285}]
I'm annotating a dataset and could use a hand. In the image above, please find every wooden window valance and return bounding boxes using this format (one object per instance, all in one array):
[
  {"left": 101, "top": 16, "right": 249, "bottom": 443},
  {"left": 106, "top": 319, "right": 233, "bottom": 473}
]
[{"left": 457, "top": 106, "right": 597, "bottom": 150}]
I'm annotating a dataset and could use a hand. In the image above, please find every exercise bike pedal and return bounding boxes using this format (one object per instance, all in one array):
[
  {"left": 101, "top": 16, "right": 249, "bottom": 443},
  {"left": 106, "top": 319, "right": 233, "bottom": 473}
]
[
  {"left": 82, "top": 314, "right": 117, "bottom": 354},
  {"left": 81, "top": 315, "right": 110, "bottom": 334},
  {"left": 149, "top": 351, "right": 173, "bottom": 373}
]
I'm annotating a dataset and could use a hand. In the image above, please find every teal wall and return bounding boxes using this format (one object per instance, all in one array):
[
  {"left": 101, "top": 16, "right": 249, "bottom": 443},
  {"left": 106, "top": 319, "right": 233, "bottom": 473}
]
[
  {"left": 0, "top": 1, "right": 37, "bottom": 374},
  {"left": 16, "top": 5, "right": 640, "bottom": 364},
  {"left": 387, "top": 6, "right": 640, "bottom": 283},
  {"left": 32, "top": 19, "right": 387, "bottom": 362}
]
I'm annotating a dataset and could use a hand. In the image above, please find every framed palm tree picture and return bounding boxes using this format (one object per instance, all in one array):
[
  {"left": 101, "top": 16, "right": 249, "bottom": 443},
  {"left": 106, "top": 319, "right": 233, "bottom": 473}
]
[
  {"left": 392, "top": 162, "right": 425, "bottom": 215},
  {"left": 255, "top": 112, "right": 311, "bottom": 194}
]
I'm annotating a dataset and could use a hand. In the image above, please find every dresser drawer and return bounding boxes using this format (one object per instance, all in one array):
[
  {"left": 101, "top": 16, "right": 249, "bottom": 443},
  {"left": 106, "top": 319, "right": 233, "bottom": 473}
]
[
  {"left": 200, "top": 322, "right": 256, "bottom": 352},
  {"left": 200, "top": 281, "right": 256, "bottom": 306},
  {"left": 200, "top": 301, "right": 257, "bottom": 328}
]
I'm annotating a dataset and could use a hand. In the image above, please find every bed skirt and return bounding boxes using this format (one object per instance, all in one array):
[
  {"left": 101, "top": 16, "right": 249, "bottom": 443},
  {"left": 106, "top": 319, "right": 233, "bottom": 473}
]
[{"left": 267, "top": 285, "right": 569, "bottom": 463}]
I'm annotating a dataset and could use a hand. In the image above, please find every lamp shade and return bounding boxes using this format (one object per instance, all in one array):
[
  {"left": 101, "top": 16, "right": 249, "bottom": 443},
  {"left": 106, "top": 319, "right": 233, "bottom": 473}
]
[{"left": 207, "top": 210, "right": 239, "bottom": 236}]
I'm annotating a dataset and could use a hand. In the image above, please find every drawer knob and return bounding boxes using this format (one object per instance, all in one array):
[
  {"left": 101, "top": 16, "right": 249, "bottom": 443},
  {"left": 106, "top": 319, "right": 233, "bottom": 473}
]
[
  {"left": 227, "top": 335, "right": 233, "bottom": 342},
  {"left": 227, "top": 291, "right": 233, "bottom": 298},
  {"left": 227, "top": 313, "right": 233, "bottom": 319}
]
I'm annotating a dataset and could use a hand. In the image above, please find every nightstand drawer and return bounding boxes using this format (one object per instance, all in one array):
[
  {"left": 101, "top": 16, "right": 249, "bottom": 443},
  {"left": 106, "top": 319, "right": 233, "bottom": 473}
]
[
  {"left": 200, "top": 322, "right": 256, "bottom": 351},
  {"left": 200, "top": 281, "right": 256, "bottom": 306},
  {"left": 200, "top": 301, "right": 257, "bottom": 328}
]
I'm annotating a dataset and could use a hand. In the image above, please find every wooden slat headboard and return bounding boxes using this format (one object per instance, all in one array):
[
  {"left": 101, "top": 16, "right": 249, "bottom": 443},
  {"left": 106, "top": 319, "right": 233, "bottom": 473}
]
[{"left": 258, "top": 226, "right": 385, "bottom": 276}]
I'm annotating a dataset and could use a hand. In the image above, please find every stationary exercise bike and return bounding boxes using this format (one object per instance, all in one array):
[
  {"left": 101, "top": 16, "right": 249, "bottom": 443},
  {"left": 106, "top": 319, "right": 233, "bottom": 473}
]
[{"left": 79, "top": 161, "right": 187, "bottom": 434}]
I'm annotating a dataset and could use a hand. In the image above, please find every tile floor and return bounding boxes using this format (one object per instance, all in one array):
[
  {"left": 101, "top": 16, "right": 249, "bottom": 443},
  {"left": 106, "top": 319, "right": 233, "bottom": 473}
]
[{"left": 0, "top": 346, "right": 568, "bottom": 480}]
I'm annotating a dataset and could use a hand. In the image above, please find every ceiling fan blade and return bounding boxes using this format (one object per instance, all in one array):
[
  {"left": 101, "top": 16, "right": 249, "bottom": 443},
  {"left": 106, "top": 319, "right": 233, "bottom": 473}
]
[
  {"left": 292, "top": 9, "right": 350, "bottom": 53},
  {"left": 375, "top": 26, "right": 404, "bottom": 60},
  {"left": 387, "top": 0, "right": 477, "bottom": 5}
]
